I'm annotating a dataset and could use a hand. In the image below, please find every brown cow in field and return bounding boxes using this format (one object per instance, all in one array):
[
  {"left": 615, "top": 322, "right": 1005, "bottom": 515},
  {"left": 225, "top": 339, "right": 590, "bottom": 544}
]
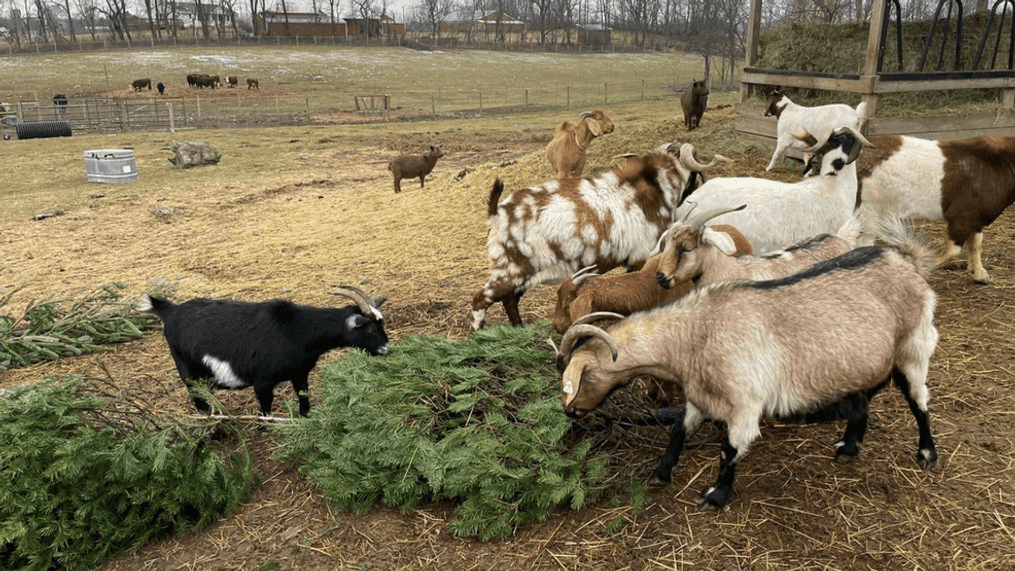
[
  {"left": 227, "top": 75, "right": 238, "bottom": 88},
  {"left": 247, "top": 78, "right": 260, "bottom": 89},
  {"left": 131, "top": 78, "right": 152, "bottom": 92}
]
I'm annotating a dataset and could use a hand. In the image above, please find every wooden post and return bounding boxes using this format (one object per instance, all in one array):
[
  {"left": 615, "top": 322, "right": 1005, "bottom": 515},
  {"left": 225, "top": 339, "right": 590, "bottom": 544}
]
[
  {"left": 168, "top": 101, "right": 176, "bottom": 132},
  {"left": 861, "top": 0, "right": 889, "bottom": 120},
  {"left": 741, "top": 0, "right": 762, "bottom": 101},
  {"left": 567, "top": 85, "right": 571, "bottom": 107}
]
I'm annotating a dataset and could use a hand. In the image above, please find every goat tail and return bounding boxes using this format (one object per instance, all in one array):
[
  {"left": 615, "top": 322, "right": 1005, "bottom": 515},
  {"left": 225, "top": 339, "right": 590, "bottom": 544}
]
[
  {"left": 876, "top": 215, "right": 935, "bottom": 280},
  {"left": 834, "top": 212, "right": 865, "bottom": 248},
  {"left": 487, "top": 179, "right": 505, "bottom": 218},
  {"left": 136, "top": 293, "right": 169, "bottom": 315}
]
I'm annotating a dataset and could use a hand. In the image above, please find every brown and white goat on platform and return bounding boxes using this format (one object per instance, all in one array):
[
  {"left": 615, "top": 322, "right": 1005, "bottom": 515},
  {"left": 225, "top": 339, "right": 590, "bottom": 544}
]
[
  {"left": 855, "top": 134, "right": 1015, "bottom": 283},
  {"left": 554, "top": 222, "right": 939, "bottom": 509},
  {"left": 472, "top": 143, "right": 731, "bottom": 331},
  {"left": 545, "top": 109, "right": 615, "bottom": 178}
]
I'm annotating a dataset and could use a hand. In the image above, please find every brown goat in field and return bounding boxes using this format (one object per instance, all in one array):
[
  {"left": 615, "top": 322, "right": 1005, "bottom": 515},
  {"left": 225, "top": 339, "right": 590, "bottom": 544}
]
[
  {"left": 681, "top": 79, "right": 709, "bottom": 130},
  {"left": 552, "top": 224, "right": 752, "bottom": 335},
  {"left": 545, "top": 110, "right": 615, "bottom": 178},
  {"left": 247, "top": 78, "right": 260, "bottom": 89},
  {"left": 388, "top": 146, "right": 444, "bottom": 193}
]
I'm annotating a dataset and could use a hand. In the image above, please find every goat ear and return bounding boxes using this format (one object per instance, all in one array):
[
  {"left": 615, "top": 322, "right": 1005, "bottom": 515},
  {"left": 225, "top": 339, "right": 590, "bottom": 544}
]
[
  {"left": 702, "top": 227, "right": 738, "bottom": 256},
  {"left": 587, "top": 120, "right": 603, "bottom": 137},
  {"left": 346, "top": 313, "right": 368, "bottom": 330}
]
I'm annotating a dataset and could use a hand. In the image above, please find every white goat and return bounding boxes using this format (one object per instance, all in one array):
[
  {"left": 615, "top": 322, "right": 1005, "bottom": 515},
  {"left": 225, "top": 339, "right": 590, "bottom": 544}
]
[
  {"left": 472, "top": 143, "right": 730, "bottom": 331},
  {"left": 764, "top": 91, "right": 867, "bottom": 172},
  {"left": 554, "top": 221, "right": 938, "bottom": 509},
  {"left": 673, "top": 126, "right": 874, "bottom": 254}
]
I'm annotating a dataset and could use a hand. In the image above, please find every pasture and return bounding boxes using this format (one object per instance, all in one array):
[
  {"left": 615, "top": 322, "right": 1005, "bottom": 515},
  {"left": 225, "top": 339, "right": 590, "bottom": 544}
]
[{"left": 1, "top": 47, "right": 1014, "bottom": 570}]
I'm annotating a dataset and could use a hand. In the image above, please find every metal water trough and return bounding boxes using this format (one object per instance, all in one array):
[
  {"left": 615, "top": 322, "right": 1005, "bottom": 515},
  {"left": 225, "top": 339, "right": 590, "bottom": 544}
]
[
  {"left": 15, "top": 120, "right": 72, "bottom": 139},
  {"left": 83, "top": 148, "right": 138, "bottom": 183}
]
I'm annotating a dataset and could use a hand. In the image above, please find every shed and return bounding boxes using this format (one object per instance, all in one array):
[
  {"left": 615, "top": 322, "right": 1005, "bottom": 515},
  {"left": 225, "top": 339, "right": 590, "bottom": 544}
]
[{"left": 736, "top": 0, "right": 1015, "bottom": 148}]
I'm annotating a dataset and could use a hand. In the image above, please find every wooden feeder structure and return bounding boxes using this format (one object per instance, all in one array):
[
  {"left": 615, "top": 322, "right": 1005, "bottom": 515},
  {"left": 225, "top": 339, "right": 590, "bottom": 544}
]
[{"left": 736, "top": 0, "right": 1015, "bottom": 148}]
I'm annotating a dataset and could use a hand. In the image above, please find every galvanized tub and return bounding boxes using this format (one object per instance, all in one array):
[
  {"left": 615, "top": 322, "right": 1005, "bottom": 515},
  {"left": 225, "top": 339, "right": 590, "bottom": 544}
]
[{"left": 83, "top": 148, "right": 138, "bottom": 183}]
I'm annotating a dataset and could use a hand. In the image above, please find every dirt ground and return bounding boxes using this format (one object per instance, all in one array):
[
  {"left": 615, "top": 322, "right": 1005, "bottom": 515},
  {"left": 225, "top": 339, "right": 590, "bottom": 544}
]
[{"left": 2, "top": 100, "right": 1014, "bottom": 571}]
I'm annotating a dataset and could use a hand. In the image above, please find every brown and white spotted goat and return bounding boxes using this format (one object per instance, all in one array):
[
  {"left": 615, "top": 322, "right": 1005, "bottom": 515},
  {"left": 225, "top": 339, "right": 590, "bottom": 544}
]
[{"left": 471, "top": 143, "right": 731, "bottom": 331}]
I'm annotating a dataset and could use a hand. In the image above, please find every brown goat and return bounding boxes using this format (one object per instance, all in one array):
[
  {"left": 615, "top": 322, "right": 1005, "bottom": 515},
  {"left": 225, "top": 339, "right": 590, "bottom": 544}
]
[
  {"left": 388, "top": 146, "right": 444, "bottom": 194},
  {"left": 247, "top": 78, "right": 260, "bottom": 89},
  {"left": 552, "top": 224, "right": 752, "bottom": 335},
  {"left": 545, "top": 110, "right": 615, "bottom": 178},
  {"left": 680, "top": 79, "right": 709, "bottom": 130}
]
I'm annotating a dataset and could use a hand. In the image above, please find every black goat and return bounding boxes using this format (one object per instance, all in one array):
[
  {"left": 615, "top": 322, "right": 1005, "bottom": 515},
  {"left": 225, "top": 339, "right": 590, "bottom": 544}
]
[{"left": 139, "top": 286, "right": 389, "bottom": 417}]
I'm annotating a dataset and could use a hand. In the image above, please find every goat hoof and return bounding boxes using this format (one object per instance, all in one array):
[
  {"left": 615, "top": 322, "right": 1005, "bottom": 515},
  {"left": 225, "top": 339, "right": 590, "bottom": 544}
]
[
  {"left": 649, "top": 467, "right": 672, "bottom": 484},
  {"left": 697, "top": 486, "right": 730, "bottom": 511},
  {"left": 918, "top": 448, "right": 938, "bottom": 470}
]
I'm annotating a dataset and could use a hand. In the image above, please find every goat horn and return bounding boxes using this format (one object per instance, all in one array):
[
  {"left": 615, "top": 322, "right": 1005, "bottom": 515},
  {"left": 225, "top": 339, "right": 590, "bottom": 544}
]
[
  {"left": 571, "top": 311, "right": 625, "bottom": 327},
  {"left": 571, "top": 265, "right": 600, "bottom": 286},
  {"left": 612, "top": 153, "right": 638, "bottom": 161},
  {"left": 579, "top": 110, "right": 593, "bottom": 118},
  {"left": 678, "top": 200, "right": 699, "bottom": 223},
  {"left": 559, "top": 323, "right": 619, "bottom": 364},
  {"left": 330, "top": 285, "right": 382, "bottom": 319},
  {"left": 688, "top": 204, "right": 747, "bottom": 230},
  {"left": 678, "top": 143, "right": 731, "bottom": 172}
]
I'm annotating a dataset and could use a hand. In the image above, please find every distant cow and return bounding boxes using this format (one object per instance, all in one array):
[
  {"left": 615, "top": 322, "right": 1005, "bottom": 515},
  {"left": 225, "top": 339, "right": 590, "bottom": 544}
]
[
  {"left": 247, "top": 78, "right": 259, "bottom": 90},
  {"left": 681, "top": 78, "right": 710, "bottom": 131},
  {"left": 131, "top": 78, "right": 152, "bottom": 92},
  {"left": 193, "top": 74, "right": 219, "bottom": 89},
  {"left": 186, "top": 74, "right": 199, "bottom": 88},
  {"left": 227, "top": 75, "right": 238, "bottom": 88},
  {"left": 156, "top": 82, "right": 165, "bottom": 95},
  {"left": 52, "top": 93, "right": 68, "bottom": 115}
]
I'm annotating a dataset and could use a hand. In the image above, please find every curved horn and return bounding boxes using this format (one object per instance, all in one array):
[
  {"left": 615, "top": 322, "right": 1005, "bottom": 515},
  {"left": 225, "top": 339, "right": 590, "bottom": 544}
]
[
  {"left": 678, "top": 200, "right": 699, "bottom": 223},
  {"left": 571, "top": 311, "right": 625, "bottom": 328},
  {"left": 612, "top": 153, "right": 638, "bottom": 161},
  {"left": 571, "top": 265, "right": 600, "bottom": 287},
  {"left": 836, "top": 125, "right": 875, "bottom": 148},
  {"left": 688, "top": 204, "right": 748, "bottom": 230},
  {"left": 559, "top": 323, "right": 619, "bottom": 364},
  {"left": 330, "top": 285, "right": 382, "bottom": 319},
  {"left": 578, "top": 110, "right": 593, "bottom": 119},
  {"left": 678, "top": 143, "right": 732, "bottom": 171}
]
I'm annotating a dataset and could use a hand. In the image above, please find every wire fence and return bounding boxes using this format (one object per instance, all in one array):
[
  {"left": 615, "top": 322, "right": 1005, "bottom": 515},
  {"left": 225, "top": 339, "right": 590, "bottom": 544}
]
[{"left": 8, "top": 75, "right": 686, "bottom": 133}]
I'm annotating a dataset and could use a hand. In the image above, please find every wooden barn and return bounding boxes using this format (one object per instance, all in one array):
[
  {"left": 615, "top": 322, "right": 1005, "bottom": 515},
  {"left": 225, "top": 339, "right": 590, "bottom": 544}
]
[
  {"left": 736, "top": 0, "right": 1015, "bottom": 148},
  {"left": 255, "top": 11, "right": 402, "bottom": 38}
]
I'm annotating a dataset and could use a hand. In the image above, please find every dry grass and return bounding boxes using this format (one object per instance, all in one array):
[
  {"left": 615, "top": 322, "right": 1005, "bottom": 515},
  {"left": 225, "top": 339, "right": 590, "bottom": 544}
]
[{"left": 2, "top": 91, "right": 1014, "bottom": 571}]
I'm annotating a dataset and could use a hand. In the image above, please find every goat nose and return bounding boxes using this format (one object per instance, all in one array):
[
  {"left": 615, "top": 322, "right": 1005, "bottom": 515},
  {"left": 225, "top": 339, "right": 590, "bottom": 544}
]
[{"left": 655, "top": 272, "right": 672, "bottom": 289}]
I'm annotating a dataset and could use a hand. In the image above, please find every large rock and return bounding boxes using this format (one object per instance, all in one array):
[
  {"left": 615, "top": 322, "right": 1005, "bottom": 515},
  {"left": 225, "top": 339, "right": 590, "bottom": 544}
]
[{"left": 169, "top": 141, "right": 222, "bottom": 168}]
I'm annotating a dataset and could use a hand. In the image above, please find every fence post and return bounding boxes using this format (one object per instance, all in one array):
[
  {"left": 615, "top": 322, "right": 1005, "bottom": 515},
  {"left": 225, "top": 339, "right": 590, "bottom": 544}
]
[
  {"left": 525, "top": 89, "right": 529, "bottom": 106},
  {"left": 197, "top": 95, "right": 201, "bottom": 118},
  {"left": 431, "top": 96, "right": 436, "bottom": 118},
  {"left": 641, "top": 79, "right": 645, "bottom": 100},
  {"left": 168, "top": 102, "right": 176, "bottom": 132},
  {"left": 305, "top": 98, "right": 310, "bottom": 116},
  {"left": 567, "top": 85, "right": 570, "bottom": 108},
  {"left": 604, "top": 83, "right": 608, "bottom": 104}
]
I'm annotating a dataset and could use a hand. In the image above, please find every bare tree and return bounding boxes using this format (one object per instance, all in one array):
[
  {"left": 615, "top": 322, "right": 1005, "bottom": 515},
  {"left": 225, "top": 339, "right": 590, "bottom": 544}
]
[
  {"left": 415, "top": 0, "right": 451, "bottom": 43},
  {"left": 529, "top": 0, "right": 552, "bottom": 43}
]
